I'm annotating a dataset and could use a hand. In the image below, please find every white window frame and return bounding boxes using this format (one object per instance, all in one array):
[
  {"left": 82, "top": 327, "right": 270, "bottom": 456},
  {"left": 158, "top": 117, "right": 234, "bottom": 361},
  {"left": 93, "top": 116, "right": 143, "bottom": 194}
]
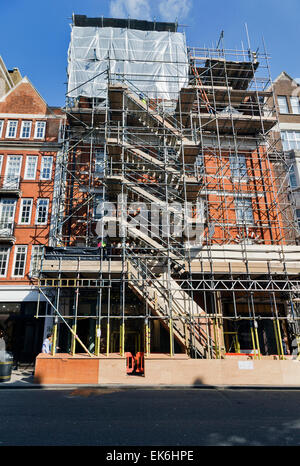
[
  {"left": 281, "top": 131, "right": 300, "bottom": 151},
  {"left": 0, "top": 120, "right": 4, "bottom": 138},
  {"left": 94, "top": 149, "right": 106, "bottom": 178},
  {"left": 230, "top": 154, "right": 248, "bottom": 181},
  {"left": 0, "top": 155, "right": 3, "bottom": 177},
  {"left": 0, "top": 199, "right": 17, "bottom": 234},
  {"left": 24, "top": 155, "right": 38, "bottom": 180},
  {"left": 5, "top": 120, "right": 18, "bottom": 138},
  {"left": 40, "top": 156, "right": 53, "bottom": 180},
  {"left": 290, "top": 96, "right": 300, "bottom": 115},
  {"left": 235, "top": 197, "right": 254, "bottom": 225},
  {"left": 296, "top": 209, "right": 300, "bottom": 230},
  {"left": 0, "top": 247, "right": 10, "bottom": 277},
  {"left": 35, "top": 198, "right": 49, "bottom": 225},
  {"left": 4, "top": 155, "right": 22, "bottom": 189},
  {"left": 20, "top": 120, "right": 32, "bottom": 139},
  {"left": 30, "top": 245, "right": 44, "bottom": 277},
  {"left": 18, "top": 198, "right": 33, "bottom": 225},
  {"left": 34, "top": 121, "right": 46, "bottom": 139},
  {"left": 12, "top": 245, "right": 27, "bottom": 278},
  {"left": 278, "top": 96, "right": 289, "bottom": 114},
  {"left": 93, "top": 194, "right": 105, "bottom": 220},
  {"left": 289, "top": 163, "right": 298, "bottom": 189}
]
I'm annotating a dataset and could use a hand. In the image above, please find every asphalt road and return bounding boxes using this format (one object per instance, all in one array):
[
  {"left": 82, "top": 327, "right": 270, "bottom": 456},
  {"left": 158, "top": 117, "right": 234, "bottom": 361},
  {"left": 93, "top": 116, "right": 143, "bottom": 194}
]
[{"left": 1, "top": 387, "right": 300, "bottom": 446}]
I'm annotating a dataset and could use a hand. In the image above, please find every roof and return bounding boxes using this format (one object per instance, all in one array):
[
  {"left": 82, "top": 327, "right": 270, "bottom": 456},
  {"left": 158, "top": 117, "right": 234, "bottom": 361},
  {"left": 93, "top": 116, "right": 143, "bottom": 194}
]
[
  {"left": 273, "top": 71, "right": 300, "bottom": 87},
  {"left": 0, "top": 76, "right": 63, "bottom": 117},
  {"left": 0, "top": 56, "right": 22, "bottom": 98},
  {"left": 199, "top": 58, "right": 259, "bottom": 91},
  {"left": 72, "top": 15, "right": 178, "bottom": 32}
]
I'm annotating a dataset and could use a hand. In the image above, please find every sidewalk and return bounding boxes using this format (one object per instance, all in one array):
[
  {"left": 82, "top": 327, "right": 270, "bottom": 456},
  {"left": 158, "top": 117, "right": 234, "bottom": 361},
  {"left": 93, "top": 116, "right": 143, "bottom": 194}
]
[
  {"left": 0, "top": 366, "right": 36, "bottom": 387},
  {"left": 0, "top": 367, "right": 94, "bottom": 389},
  {"left": 1, "top": 366, "right": 300, "bottom": 390}
]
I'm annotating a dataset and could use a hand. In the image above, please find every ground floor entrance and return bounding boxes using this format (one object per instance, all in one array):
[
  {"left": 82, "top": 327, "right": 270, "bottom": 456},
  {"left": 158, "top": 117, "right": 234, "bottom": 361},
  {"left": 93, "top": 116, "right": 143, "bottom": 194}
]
[
  {"left": 36, "top": 284, "right": 299, "bottom": 361},
  {"left": 0, "top": 301, "right": 45, "bottom": 365},
  {"left": 56, "top": 315, "right": 184, "bottom": 358},
  {"left": 49, "top": 285, "right": 185, "bottom": 359}
]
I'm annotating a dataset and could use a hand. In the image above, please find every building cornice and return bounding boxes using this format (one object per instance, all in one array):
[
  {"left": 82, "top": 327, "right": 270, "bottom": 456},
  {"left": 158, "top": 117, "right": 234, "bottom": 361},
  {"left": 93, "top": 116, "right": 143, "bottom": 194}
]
[
  {"left": 0, "top": 141, "right": 62, "bottom": 151},
  {"left": 0, "top": 113, "right": 64, "bottom": 119}
]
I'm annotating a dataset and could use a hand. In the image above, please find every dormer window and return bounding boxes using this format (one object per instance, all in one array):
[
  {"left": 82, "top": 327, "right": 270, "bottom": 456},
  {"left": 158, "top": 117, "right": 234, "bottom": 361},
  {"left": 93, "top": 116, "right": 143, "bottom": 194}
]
[
  {"left": 290, "top": 97, "right": 300, "bottom": 115},
  {"left": 278, "top": 96, "right": 289, "bottom": 114}
]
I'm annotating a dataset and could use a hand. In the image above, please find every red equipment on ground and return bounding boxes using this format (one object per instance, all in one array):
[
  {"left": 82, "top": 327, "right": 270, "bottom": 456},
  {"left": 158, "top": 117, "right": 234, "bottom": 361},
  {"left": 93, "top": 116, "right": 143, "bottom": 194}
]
[{"left": 125, "top": 352, "right": 144, "bottom": 375}]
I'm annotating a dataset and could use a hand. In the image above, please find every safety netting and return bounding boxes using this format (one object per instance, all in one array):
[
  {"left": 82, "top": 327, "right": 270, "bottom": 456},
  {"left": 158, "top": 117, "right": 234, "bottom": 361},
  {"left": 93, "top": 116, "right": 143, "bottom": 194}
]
[{"left": 67, "top": 26, "right": 189, "bottom": 100}]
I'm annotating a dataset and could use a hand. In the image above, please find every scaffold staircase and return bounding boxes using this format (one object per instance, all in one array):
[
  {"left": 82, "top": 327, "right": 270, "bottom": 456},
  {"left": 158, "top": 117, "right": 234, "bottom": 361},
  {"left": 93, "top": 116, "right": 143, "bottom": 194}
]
[
  {"left": 105, "top": 82, "right": 214, "bottom": 357},
  {"left": 127, "top": 253, "right": 215, "bottom": 358}
]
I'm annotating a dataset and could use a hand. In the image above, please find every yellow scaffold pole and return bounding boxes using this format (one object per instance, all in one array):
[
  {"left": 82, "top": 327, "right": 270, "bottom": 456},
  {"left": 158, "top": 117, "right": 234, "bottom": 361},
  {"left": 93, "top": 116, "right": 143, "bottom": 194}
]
[
  {"left": 273, "top": 319, "right": 281, "bottom": 358},
  {"left": 70, "top": 286, "right": 79, "bottom": 355},
  {"left": 120, "top": 322, "right": 125, "bottom": 357},
  {"left": 95, "top": 324, "right": 101, "bottom": 356},
  {"left": 213, "top": 318, "right": 221, "bottom": 359},
  {"left": 51, "top": 282, "right": 60, "bottom": 356},
  {"left": 52, "top": 316, "right": 58, "bottom": 357},
  {"left": 106, "top": 321, "right": 110, "bottom": 356},
  {"left": 39, "top": 287, "right": 93, "bottom": 357},
  {"left": 276, "top": 319, "right": 284, "bottom": 360},
  {"left": 169, "top": 318, "right": 174, "bottom": 357},
  {"left": 253, "top": 321, "right": 261, "bottom": 360},
  {"left": 145, "top": 319, "right": 150, "bottom": 357},
  {"left": 250, "top": 323, "right": 257, "bottom": 360}
]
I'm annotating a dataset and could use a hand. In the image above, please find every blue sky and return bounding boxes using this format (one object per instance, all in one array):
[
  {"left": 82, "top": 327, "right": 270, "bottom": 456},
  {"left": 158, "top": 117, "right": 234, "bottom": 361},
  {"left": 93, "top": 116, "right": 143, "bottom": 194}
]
[{"left": 1, "top": 0, "right": 299, "bottom": 106}]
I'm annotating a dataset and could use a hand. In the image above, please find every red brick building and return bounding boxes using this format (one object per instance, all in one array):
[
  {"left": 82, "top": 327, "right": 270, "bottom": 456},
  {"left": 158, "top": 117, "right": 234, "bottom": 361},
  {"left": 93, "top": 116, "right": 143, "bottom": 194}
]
[
  {"left": 0, "top": 67, "right": 64, "bottom": 364},
  {"left": 271, "top": 72, "right": 300, "bottom": 239}
]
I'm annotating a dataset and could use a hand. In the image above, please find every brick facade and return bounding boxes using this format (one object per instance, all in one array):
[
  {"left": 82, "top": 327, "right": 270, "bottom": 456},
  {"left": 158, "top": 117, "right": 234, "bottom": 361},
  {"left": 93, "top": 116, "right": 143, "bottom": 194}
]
[
  {"left": 0, "top": 74, "right": 64, "bottom": 363},
  {"left": 270, "top": 72, "right": 300, "bottom": 243}
]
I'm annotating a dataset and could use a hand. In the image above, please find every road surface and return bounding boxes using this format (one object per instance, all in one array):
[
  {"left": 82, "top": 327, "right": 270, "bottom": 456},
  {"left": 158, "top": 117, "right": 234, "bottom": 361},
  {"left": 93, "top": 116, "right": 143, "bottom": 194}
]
[{"left": 1, "top": 387, "right": 300, "bottom": 446}]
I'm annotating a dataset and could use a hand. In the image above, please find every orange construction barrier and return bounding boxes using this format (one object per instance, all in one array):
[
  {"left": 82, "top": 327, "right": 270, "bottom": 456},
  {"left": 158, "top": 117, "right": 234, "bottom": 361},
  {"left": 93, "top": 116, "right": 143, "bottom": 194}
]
[
  {"left": 126, "top": 352, "right": 135, "bottom": 374},
  {"left": 135, "top": 352, "right": 144, "bottom": 374}
]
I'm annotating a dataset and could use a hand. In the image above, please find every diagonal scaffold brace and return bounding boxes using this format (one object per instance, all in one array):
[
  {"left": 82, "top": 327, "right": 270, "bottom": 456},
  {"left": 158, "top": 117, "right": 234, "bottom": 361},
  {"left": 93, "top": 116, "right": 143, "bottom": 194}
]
[{"left": 38, "top": 287, "right": 94, "bottom": 357}]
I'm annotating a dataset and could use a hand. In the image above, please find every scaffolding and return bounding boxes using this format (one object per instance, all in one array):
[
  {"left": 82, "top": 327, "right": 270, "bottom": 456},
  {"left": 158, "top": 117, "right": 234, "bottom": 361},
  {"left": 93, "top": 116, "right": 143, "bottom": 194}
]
[{"left": 36, "top": 16, "right": 300, "bottom": 362}]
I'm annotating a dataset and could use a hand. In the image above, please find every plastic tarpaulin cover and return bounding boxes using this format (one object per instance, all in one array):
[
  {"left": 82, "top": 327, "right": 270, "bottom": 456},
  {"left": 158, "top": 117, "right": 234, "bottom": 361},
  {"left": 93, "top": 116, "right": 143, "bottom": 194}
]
[
  {"left": 67, "top": 26, "right": 189, "bottom": 100},
  {"left": 44, "top": 246, "right": 101, "bottom": 260}
]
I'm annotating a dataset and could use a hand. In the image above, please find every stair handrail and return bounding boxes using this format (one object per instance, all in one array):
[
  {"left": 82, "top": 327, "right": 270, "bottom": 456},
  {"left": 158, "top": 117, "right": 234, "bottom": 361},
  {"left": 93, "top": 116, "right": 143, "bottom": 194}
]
[
  {"left": 127, "top": 249, "right": 215, "bottom": 357},
  {"left": 117, "top": 77, "right": 180, "bottom": 130}
]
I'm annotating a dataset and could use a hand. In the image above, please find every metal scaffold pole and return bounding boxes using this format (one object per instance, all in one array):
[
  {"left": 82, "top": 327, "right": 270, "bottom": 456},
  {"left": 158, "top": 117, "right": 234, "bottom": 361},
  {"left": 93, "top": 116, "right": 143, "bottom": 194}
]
[{"left": 34, "top": 17, "right": 300, "bottom": 364}]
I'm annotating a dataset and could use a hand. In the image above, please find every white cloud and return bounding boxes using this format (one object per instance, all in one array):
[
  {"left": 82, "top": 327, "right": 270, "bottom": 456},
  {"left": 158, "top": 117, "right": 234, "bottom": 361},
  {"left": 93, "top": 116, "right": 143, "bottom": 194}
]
[
  {"left": 110, "top": 0, "right": 152, "bottom": 20},
  {"left": 158, "top": 0, "right": 192, "bottom": 21},
  {"left": 109, "top": 0, "right": 192, "bottom": 23}
]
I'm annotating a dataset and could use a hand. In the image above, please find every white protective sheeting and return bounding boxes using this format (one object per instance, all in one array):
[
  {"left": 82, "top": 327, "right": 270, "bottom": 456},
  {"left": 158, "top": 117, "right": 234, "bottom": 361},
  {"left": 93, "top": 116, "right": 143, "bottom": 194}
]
[{"left": 67, "top": 26, "right": 189, "bottom": 100}]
